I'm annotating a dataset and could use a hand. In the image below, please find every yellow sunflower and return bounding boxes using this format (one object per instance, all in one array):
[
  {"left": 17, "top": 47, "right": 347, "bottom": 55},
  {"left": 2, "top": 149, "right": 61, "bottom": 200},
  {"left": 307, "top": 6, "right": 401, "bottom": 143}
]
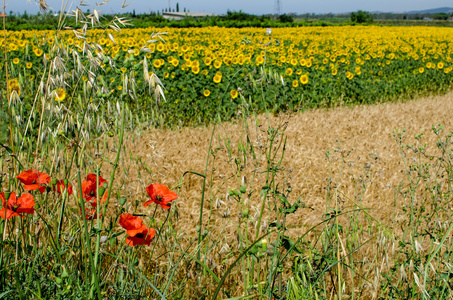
[
  {"left": 204, "top": 89, "right": 210, "bottom": 97},
  {"left": 153, "top": 59, "right": 161, "bottom": 68},
  {"left": 191, "top": 66, "right": 200, "bottom": 74},
  {"left": 213, "top": 60, "right": 222, "bottom": 69},
  {"left": 33, "top": 48, "right": 43, "bottom": 57},
  {"left": 346, "top": 71, "right": 354, "bottom": 80},
  {"left": 8, "top": 79, "right": 20, "bottom": 97},
  {"left": 55, "top": 88, "right": 66, "bottom": 102},
  {"left": 213, "top": 74, "right": 222, "bottom": 84},
  {"left": 285, "top": 68, "right": 293, "bottom": 76},
  {"left": 256, "top": 55, "right": 264, "bottom": 65},
  {"left": 230, "top": 90, "right": 238, "bottom": 99},
  {"left": 300, "top": 74, "right": 309, "bottom": 85}
]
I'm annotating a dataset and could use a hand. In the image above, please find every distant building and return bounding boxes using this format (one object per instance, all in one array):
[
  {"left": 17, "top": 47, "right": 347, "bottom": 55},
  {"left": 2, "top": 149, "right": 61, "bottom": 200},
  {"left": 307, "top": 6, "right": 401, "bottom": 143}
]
[
  {"left": 162, "top": 12, "right": 215, "bottom": 21},
  {"left": 0, "top": 13, "right": 6, "bottom": 18}
]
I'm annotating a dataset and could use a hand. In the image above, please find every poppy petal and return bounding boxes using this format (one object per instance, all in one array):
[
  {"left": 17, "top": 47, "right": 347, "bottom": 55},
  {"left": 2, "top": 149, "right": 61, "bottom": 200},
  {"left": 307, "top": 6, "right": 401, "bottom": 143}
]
[
  {"left": 23, "top": 184, "right": 40, "bottom": 191},
  {"left": 15, "top": 193, "right": 35, "bottom": 215},
  {"left": 37, "top": 172, "right": 51, "bottom": 185},
  {"left": 0, "top": 208, "right": 22, "bottom": 219},
  {"left": 16, "top": 169, "right": 38, "bottom": 185}
]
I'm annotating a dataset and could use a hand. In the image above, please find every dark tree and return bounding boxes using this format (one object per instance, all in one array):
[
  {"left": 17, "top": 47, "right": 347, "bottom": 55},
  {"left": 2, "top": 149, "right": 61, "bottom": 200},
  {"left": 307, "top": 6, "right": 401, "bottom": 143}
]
[
  {"left": 278, "top": 13, "right": 294, "bottom": 23},
  {"left": 350, "top": 10, "right": 373, "bottom": 23}
]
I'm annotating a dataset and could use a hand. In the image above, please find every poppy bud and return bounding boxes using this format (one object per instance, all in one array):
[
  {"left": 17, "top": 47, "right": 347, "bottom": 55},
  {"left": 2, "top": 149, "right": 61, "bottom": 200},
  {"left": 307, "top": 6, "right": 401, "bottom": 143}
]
[
  {"left": 51, "top": 178, "right": 58, "bottom": 185},
  {"left": 3, "top": 191, "right": 11, "bottom": 200},
  {"left": 98, "top": 187, "right": 106, "bottom": 196},
  {"left": 63, "top": 179, "right": 68, "bottom": 186},
  {"left": 242, "top": 209, "right": 249, "bottom": 218},
  {"left": 102, "top": 182, "right": 108, "bottom": 189},
  {"left": 228, "top": 189, "right": 240, "bottom": 197},
  {"left": 239, "top": 186, "right": 246, "bottom": 194},
  {"left": 249, "top": 245, "right": 258, "bottom": 255},
  {"left": 119, "top": 197, "right": 127, "bottom": 206}
]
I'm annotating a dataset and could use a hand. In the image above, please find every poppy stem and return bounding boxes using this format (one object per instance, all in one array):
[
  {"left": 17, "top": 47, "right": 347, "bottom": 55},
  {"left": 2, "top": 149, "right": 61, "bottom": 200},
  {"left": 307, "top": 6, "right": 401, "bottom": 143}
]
[
  {"left": 77, "top": 171, "right": 101, "bottom": 299},
  {"left": 56, "top": 187, "right": 68, "bottom": 242}
]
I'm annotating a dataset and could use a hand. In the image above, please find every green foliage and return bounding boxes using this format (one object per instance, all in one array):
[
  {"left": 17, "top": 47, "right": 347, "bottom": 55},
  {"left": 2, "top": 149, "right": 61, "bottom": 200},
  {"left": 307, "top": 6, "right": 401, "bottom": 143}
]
[
  {"left": 350, "top": 10, "right": 374, "bottom": 24},
  {"left": 431, "top": 13, "right": 449, "bottom": 20},
  {"left": 278, "top": 14, "right": 294, "bottom": 23}
]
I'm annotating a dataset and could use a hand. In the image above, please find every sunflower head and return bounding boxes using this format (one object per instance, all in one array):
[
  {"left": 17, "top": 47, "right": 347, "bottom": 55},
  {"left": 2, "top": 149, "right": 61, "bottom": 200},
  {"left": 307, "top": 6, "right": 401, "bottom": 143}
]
[{"left": 55, "top": 88, "right": 66, "bottom": 102}]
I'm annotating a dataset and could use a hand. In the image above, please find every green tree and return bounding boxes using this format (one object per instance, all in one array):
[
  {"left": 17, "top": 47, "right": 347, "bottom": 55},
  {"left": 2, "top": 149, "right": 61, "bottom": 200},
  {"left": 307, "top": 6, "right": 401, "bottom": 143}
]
[
  {"left": 350, "top": 10, "right": 373, "bottom": 23},
  {"left": 278, "top": 13, "right": 294, "bottom": 23},
  {"left": 431, "top": 13, "right": 448, "bottom": 20}
]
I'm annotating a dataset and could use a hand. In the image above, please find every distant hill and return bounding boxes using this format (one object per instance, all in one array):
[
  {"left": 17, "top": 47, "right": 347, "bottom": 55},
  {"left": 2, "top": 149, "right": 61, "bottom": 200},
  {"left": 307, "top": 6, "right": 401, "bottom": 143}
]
[
  {"left": 405, "top": 7, "right": 453, "bottom": 14},
  {"left": 336, "top": 7, "right": 453, "bottom": 17}
]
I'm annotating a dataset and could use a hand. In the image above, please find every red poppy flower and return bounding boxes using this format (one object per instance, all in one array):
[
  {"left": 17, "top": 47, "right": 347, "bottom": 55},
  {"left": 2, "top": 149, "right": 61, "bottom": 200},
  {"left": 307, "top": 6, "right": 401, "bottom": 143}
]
[
  {"left": 144, "top": 183, "right": 178, "bottom": 209},
  {"left": 84, "top": 208, "right": 102, "bottom": 220},
  {"left": 125, "top": 228, "right": 156, "bottom": 247},
  {"left": 0, "top": 191, "right": 35, "bottom": 219},
  {"left": 119, "top": 213, "right": 156, "bottom": 247},
  {"left": 54, "top": 180, "right": 73, "bottom": 195},
  {"left": 119, "top": 213, "right": 146, "bottom": 236},
  {"left": 81, "top": 173, "right": 108, "bottom": 206},
  {"left": 16, "top": 169, "right": 51, "bottom": 193}
]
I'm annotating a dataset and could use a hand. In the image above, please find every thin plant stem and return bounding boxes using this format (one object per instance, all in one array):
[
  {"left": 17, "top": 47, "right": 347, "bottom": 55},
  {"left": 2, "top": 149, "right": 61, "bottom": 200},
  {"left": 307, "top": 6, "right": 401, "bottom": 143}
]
[{"left": 197, "top": 123, "right": 216, "bottom": 262}]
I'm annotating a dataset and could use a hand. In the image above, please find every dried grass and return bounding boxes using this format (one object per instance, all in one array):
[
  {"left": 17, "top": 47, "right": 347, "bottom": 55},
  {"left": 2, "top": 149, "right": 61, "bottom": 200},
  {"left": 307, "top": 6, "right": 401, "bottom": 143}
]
[{"left": 99, "top": 92, "right": 453, "bottom": 250}]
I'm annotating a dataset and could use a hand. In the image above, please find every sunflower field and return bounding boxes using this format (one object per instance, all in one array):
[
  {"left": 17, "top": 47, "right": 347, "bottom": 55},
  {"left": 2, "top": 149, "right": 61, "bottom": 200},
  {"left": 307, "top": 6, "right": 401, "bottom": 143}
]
[{"left": 2, "top": 25, "right": 453, "bottom": 130}]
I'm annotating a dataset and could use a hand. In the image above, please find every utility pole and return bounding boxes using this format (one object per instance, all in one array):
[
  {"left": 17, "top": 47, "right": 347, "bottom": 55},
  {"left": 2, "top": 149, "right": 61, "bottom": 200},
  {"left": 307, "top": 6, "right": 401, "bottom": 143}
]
[
  {"left": 168, "top": 0, "right": 171, "bottom": 11},
  {"left": 274, "top": 0, "right": 281, "bottom": 18}
]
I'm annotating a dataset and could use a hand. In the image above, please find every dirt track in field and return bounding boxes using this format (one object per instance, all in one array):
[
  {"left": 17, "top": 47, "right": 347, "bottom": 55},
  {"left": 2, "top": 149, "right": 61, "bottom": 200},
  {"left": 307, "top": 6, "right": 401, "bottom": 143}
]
[{"left": 106, "top": 92, "right": 453, "bottom": 242}]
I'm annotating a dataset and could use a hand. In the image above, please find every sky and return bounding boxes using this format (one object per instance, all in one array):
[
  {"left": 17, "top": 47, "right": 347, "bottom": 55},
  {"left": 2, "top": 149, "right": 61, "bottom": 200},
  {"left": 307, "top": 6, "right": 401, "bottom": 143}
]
[{"left": 7, "top": 0, "right": 453, "bottom": 15}]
